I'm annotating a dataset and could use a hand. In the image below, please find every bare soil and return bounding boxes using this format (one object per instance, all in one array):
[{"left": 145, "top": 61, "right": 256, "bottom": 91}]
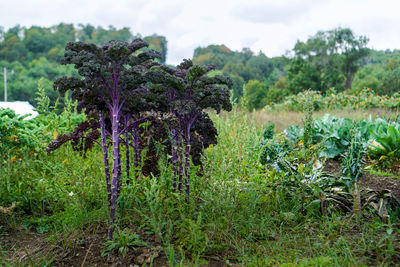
[{"left": 323, "top": 159, "right": 400, "bottom": 200}]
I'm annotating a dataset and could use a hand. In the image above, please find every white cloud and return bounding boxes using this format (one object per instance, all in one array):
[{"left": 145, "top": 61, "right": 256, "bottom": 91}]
[{"left": 1, "top": 0, "right": 400, "bottom": 65}]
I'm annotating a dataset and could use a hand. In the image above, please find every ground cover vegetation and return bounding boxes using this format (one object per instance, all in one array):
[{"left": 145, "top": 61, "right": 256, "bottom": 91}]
[{"left": 1, "top": 24, "right": 400, "bottom": 265}]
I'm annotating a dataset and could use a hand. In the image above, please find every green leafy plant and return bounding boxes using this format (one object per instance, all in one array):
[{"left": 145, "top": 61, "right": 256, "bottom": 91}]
[
  {"left": 341, "top": 130, "right": 365, "bottom": 182},
  {"left": 176, "top": 213, "right": 209, "bottom": 260},
  {"left": 0, "top": 79, "right": 85, "bottom": 163},
  {"left": 262, "top": 121, "right": 275, "bottom": 141},
  {"left": 101, "top": 228, "right": 147, "bottom": 258},
  {"left": 313, "top": 115, "right": 356, "bottom": 158},
  {"left": 341, "top": 130, "right": 366, "bottom": 220},
  {"left": 368, "top": 121, "right": 400, "bottom": 165},
  {"left": 302, "top": 90, "right": 315, "bottom": 148}
]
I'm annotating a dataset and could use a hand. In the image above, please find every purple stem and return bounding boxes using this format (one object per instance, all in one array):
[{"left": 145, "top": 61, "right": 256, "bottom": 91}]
[
  {"left": 125, "top": 117, "right": 130, "bottom": 184},
  {"left": 171, "top": 128, "right": 178, "bottom": 191},
  {"left": 183, "top": 113, "right": 199, "bottom": 199},
  {"left": 117, "top": 145, "right": 122, "bottom": 197},
  {"left": 108, "top": 105, "right": 121, "bottom": 240},
  {"left": 100, "top": 111, "right": 112, "bottom": 206},
  {"left": 177, "top": 135, "right": 183, "bottom": 193},
  {"left": 184, "top": 124, "right": 191, "bottom": 200}
]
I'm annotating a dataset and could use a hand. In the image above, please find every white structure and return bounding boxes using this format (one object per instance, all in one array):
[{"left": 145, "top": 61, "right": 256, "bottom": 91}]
[{"left": 0, "top": 101, "right": 38, "bottom": 119}]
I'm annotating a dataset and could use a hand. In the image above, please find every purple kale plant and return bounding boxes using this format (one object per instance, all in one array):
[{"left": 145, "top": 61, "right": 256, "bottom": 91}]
[
  {"left": 48, "top": 39, "right": 160, "bottom": 239},
  {"left": 48, "top": 40, "right": 232, "bottom": 239},
  {"left": 147, "top": 59, "right": 232, "bottom": 198}
]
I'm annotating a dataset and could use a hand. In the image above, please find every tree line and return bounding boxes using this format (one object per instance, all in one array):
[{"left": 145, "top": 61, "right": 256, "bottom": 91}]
[
  {"left": 193, "top": 28, "right": 400, "bottom": 110},
  {"left": 0, "top": 24, "right": 399, "bottom": 110},
  {"left": 0, "top": 23, "right": 167, "bottom": 104}
]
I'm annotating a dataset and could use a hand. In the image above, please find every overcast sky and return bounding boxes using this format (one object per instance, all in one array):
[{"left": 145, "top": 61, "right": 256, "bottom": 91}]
[{"left": 1, "top": 0, "right": 399, "bottom": 65}]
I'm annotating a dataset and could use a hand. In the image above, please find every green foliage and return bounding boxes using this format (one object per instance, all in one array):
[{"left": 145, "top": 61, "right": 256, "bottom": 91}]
[
  {"left": 287, "top": 58, "right": 322, "bottom": 93},
  {"left": 262, "top": 121, "right": 275, "bottom": 140},
  {"left": 257, "top": 116, "right": 400, "bottom": 225},
  {"left": 282, "top": 114, "right": 400, "bottom": 166},
  {"left": 144, "top": 34, "right": 168, "bottom": 63},
  {"left": 352, "top": 64, "right": 384, "bottom": 92},
  {"left": 0, "top": 108, "right": 41, "bottom": 160},
  {"left": 350, "top": 50, "right": 400, "bottom": 97},
  {"left": 270, "top": 88, "right": 400, "bottom": 111},
  {"left": 2, "top": 107, "right": 400, "bottom": 265},
  {"left": 259, "top": 139, "right": 289, "bottom": 169},
  {"left": 0, "top": 80, "right": 84, "bottom": 162},
  {"left": 287, "top": 27, "right": 369, "bottom": 92},
  {"left": 0, "top": 57, "right": 77, "bottom": 105},
  {"left": 265, "top": 76, "right": 290, "bottom": 104},
  {"left": 302, "top": 91, "right": 315, "bottom": 148},
  {"left": 341, "top": 131, "right": 365, "bottom": 181},
  {"left": 102, "top": 228, "right": 147, "bottom": 258},
  {"left": 242, "top": 80, "right": 268, "bottom": 111},
  {"left": 382, "top": 67, "right": 400, "bottom": 96},
  {"left": 0, "top": 24, "right": 167, "bottom": 105},
  {"left": 313, "top": 115, "right": 359, "bottom": 159},
  {"left": 176, "top": 214, "right": 209, "bottom": 260},
  {"left": 193, "top": 45, "right": 286, "bottom": 102},
  {"left": 368, "top": 120, "right": 400, "bottom": 164}
]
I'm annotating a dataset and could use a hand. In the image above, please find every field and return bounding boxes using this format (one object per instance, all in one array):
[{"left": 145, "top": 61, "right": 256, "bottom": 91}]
[{"left": 1, "top": 103, "right": 400, "bottom": 266}]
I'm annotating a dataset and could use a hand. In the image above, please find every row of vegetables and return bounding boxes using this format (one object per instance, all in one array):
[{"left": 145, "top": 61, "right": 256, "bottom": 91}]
[
  {"left": 283, "top": 114, "right": 400, "bottom": 162},
  {"left": 267, "top": 88, "right": 400, "bottom": 111},
  {"left": 258, "top": 114, "right": 400, "bottom": 221}
]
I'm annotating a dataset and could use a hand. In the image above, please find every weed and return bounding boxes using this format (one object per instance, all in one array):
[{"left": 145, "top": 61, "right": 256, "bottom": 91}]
[
  {"left": 101, "top": 228, "right": 147, "bottom": 258},
  {"left": 302, "top": 90, "right": 315, "bottom": 148}
]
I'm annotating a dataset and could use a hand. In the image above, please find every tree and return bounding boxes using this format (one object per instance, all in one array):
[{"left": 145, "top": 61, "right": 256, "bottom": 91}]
[
  {"left": 144, "top": 34, "right": 168, "bottom": 64},
  {"left": 329, "top": 28, "right": 369, "bottom": 89},
  {"left": 351, "top": 64, "right": 384, "bottom": 92},
  {"left": 0, "top": 26, "right": 28, "bottom": 62},
  {"left": 77, "top": 24, "right": 95, "bottom": 42},
  {"left": 246, "top": 51, "right": 274, "bottom": 81},
  {"left": 382, "top": 67, "right": 400, "bottom": 95},
  {"left": 24, "top": 27, "right": 53, "bottom": 55},
  {"left": 230, "top": 74, "right": 245, "bottom": 102},
  {"left": 193, "top": 44, "right": 282, "bottom": 103},
  {"left": 287, "top": 58, "right": 321, "bottom": 93},
  {"left": 287, "top": 27, "right": 369, "bottom": 92},
  {"left": 266, "top": 76, "right": 290, "bottom": 103},
  {"left": 243, "top": 80, "right": 268, "bottom": 111}
]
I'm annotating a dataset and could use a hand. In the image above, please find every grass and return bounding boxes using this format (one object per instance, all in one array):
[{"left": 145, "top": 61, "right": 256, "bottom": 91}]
[
  {"left": 365, "top": 168, "right": 400, "bottom": 179},
  {"left": 1, "top": 107, "right": 399, "bottom": 265}
]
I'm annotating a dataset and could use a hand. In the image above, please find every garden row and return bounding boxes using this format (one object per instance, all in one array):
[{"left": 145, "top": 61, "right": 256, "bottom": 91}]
[
  {"left": 258, "top": 113, "right": 400, "bottom": 222},
  {"left": 267, "top": 88, "right": 400, "bottom": 111}
]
